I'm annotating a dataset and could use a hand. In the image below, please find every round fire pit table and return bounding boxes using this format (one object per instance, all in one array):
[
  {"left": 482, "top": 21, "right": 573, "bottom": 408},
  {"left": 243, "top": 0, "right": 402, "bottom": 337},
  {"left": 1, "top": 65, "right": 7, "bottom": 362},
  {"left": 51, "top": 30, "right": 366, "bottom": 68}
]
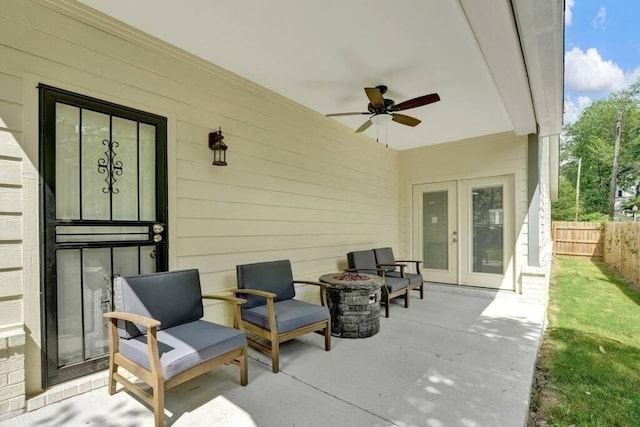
[{"left": 319, "top": 272, "right": 383, "bottom": 338}]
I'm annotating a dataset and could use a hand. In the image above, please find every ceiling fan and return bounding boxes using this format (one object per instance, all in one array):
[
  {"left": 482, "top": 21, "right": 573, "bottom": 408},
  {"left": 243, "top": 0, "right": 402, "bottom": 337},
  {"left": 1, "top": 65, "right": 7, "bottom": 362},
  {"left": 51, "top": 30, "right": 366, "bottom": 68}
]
[{"left": 326, "top": 85, "right": 441, "bottom": 133}]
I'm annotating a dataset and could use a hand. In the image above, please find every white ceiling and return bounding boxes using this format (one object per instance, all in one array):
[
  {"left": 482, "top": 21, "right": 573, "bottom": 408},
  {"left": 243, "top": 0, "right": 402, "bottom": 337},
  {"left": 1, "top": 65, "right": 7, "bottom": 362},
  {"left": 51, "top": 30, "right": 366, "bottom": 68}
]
[{"left": 76, "top": 0, "right": 563, "bottom": 150}]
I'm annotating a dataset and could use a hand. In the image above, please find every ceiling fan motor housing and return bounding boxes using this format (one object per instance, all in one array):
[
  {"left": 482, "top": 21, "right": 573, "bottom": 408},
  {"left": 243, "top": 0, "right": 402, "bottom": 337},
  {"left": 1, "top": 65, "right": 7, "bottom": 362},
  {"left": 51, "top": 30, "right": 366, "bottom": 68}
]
[{"left": 368, "top": 98, "right": 395, "bottom": 113}]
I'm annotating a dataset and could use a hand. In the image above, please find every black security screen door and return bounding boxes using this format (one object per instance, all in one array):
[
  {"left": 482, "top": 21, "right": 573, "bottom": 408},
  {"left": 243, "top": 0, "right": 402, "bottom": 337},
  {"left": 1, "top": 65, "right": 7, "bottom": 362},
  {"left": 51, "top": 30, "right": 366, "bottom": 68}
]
[{"left": 39, "top": 85, "right": 168, "bottom": 386}]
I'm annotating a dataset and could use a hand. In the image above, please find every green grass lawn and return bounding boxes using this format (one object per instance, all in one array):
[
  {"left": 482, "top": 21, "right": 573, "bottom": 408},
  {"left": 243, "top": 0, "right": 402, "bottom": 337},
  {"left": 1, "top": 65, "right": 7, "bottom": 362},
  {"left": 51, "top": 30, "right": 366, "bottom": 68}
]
[{"left": 529, "top": 257, "right": 640, "bottom": 426}]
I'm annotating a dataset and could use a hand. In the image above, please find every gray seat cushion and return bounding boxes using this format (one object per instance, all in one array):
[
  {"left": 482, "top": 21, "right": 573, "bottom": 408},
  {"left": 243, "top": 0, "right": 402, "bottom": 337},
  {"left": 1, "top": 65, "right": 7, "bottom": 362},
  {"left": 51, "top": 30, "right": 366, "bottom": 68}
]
[
  {"left": 115, "top": 269, "right": 204, "bottom": 339},
  {"left": 386, "top": 271, "right": 423, "bottom": 285},
  {"left": 241, "top": 299, "right": 329, "bottom": 333},
  {"left": 237, "top": 260, "right": 296, "bottom": 309},
  {"left": 119, "top": 320, "right": 246, "bottom": 380},
  {"left": 384, "top": 276, "right": 410, "bottom": 292}
]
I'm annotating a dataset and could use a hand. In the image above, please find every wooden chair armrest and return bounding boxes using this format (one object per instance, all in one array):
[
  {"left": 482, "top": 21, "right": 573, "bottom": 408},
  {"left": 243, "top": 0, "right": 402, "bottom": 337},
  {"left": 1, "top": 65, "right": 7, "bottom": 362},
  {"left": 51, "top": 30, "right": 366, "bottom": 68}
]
[
  {"left": 294, "top": 280, "right": 326, "bottom": 288},
  {"left": 232, "top": 289, "right": 277, "bottom": 332},
  {"left": 202, "top": 294, "right": 247, "bottom": 305},
  {"left": 231, "top": 288, "right": 277, "bottom": 299},
  {"left": 203, "top": 294, "right": 247, "bottom": 331},
  {"left": 294, "top": 280, "right": 328, "bottom": 306},
  {"left": 103, "top": 312, "right": 162, "bottom": 370},
  {"left": 377, "top": 263, "right": 406, "bottom": 277},
  {"left": 103, "top": 311, "right": 160, "bottom": 329},
  {"left": 377, "top": 263, "right": 407, "bottom": 269},
  {"left": 394, "top": 259, "right": 421, "bottom": 273}
]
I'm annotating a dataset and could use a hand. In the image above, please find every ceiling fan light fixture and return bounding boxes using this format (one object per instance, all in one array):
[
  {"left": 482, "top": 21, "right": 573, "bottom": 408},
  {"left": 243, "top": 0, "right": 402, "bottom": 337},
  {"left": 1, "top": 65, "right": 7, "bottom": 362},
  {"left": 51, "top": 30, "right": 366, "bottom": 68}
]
[{"left": 370, "top": 114, "right": 392, "bottom": 126}]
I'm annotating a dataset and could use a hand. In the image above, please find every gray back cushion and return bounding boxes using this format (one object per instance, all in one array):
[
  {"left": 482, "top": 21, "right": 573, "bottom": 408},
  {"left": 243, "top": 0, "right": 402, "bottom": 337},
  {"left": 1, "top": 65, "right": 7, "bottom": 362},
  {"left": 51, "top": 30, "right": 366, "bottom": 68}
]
[
  {"left": 347, "top": 250, "right": 377, "bottom": 271},
  {"left": 236, "top": 260, "right": 295, "bottom": 309},
  {"left": 374, "top": 247, "right": 396, "bottom": 272},
  {"left": 115, "top": 269, "right": 204, "bottom": 339}
]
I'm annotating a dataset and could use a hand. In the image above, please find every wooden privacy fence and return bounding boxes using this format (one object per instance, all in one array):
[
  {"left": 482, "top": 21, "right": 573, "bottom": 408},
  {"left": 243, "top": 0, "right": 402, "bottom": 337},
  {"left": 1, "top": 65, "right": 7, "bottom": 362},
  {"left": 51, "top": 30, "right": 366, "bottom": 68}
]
[
  {"left": 603, "top": 222, "right": 640, "bottom": 287},
  {"left": 552, "top": 221, "right": 640, "bottom": 287},
  {"left": 552, "top": 221, "right": 604, "bottom": 260}
]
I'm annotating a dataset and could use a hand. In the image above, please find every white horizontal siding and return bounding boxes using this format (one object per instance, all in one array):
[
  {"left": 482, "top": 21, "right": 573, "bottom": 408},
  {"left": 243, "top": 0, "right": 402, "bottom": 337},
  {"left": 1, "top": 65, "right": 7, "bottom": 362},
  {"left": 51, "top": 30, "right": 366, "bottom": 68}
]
[
  {"left": 0, "top": 66, "right": 24, "bottom": 329},
  {"left": 0, "top": 0, "right": 400, "bottom": 361},
  {"left": 0, "top": 187, "right": 21, "bottom": 212},
  {"left": 0, "top": 243, "right": 21, "bottom": 270},
  {"left": 0, "top": 270, "right": 22, "bottom": 299},
  {"left": 0, "top": 216, "right": 22, "bottom": 240}
]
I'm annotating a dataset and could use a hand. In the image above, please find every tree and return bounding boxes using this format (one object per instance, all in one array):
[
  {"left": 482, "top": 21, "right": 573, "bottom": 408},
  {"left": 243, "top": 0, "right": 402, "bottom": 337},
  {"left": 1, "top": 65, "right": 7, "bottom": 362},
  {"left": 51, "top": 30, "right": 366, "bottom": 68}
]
[
  {"left": 551, "top": 178, "right": 578, "bottom": 221},
  {"left": 560, "top": 78, "right": 640, "bottom": 219}
]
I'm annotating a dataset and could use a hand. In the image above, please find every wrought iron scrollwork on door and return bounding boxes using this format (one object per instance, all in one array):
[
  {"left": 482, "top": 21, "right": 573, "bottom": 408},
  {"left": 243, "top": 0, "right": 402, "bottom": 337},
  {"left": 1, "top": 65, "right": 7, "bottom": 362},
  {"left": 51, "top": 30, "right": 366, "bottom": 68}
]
[{"left": 97, "top": 139, "right": 124, "bottom": 194}]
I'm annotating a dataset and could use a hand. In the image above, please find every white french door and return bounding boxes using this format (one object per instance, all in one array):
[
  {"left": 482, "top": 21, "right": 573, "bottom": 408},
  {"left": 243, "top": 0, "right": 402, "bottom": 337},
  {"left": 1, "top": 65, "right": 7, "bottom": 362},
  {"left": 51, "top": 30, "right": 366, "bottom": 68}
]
[
  {"left": 412, "top": 182, "right": 458, "bottom": 284},
  {"left": 412, "top": 175, "right": 515, "bottom": 290}
]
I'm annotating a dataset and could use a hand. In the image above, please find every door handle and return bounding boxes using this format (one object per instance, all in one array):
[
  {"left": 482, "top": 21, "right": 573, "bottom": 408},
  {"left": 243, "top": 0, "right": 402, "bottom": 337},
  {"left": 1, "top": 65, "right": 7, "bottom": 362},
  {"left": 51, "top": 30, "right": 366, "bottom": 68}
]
[{"left": 152, "top": 223, "right": 165, "bottom": 242}]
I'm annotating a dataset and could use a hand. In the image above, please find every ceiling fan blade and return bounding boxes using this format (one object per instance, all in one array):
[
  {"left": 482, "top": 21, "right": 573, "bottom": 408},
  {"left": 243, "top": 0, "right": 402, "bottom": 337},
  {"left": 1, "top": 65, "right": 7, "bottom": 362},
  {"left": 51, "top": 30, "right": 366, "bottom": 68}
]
[
  {"left": 390, "top": 93, "right": 440, "bottom": 112},
  {"left": 355, "top": 119, "right": 373, "bottom": 133},
  {"left": 326, "top": 112, "right": 370, "bottom": 117},
  {"left": 364, "top": 87, "right": 385, "bottom": 108},
  {"left": 392, "top": 113, "right": 421, "bottom": 127}
]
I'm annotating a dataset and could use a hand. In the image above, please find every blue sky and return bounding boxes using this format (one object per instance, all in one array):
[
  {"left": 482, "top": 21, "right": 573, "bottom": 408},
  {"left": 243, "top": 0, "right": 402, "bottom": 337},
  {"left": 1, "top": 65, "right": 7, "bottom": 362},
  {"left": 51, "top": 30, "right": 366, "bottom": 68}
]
[{"left": 564, "top": 0, "right": 640, "bottom": 123}]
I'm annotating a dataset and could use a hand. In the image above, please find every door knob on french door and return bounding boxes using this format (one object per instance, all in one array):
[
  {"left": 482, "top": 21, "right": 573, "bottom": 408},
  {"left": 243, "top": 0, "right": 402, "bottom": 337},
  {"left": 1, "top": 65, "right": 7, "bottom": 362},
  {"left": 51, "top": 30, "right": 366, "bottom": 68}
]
[{"left": 152, "top": 223, "right": 165, "bottom": 242}]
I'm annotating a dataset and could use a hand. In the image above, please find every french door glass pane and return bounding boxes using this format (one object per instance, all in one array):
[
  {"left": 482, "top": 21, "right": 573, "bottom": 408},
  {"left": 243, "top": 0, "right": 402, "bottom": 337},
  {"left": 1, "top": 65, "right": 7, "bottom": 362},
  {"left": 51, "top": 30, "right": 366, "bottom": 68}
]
[
  {"left": 140, "top": 246, "right": 157, "bottom": 274},
  {"left": 112, "top": 117, "right": 138, "bottom": 220},
  {"left": 81, "top": 110, "right": 111, "bottom": 220},
  {"left": 139, "top": 123, "right": 156, "bottom": 221},
  {"left": 57, "top": 249, "right": 83, "bottom": 365},
  {"left": 423, "top": 191, "right": 448, "bottom": 270},
  {"left": 55, "top": 103, "right": 81, "bottom": 220},
  {"left": 113, "top": 246, "right": 140, "bottom": 278},
  {"left": 82, "top": 248, "right": 111, "bottom": 359},
  {"left": 472, "top": 186, "right": 504, "bottom": 274}
]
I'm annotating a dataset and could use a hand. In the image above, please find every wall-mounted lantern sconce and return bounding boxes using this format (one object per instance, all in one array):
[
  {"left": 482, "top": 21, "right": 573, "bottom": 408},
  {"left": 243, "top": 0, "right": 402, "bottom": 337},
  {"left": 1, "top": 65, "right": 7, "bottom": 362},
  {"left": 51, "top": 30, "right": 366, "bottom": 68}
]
[{"left": 208, "top": 127, "right": 227, "bottom": 166}]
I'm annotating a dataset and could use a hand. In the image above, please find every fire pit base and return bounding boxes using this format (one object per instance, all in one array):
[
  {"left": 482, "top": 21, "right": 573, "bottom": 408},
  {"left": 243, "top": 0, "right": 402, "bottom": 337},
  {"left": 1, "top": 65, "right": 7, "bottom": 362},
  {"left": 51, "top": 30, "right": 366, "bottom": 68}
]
[{"left": 319, "top": 273, "right": 382, "bottom": 338}]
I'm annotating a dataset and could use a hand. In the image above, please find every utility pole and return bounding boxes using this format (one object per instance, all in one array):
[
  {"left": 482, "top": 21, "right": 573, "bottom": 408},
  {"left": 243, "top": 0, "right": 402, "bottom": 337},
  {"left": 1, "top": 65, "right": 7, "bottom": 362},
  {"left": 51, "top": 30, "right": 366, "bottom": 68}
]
[
  {"left": 609, "top": 111, "right": 623, "bottom": 219},
  {"left": 575, "top": 157, "right": 581, "bottom": 221}
]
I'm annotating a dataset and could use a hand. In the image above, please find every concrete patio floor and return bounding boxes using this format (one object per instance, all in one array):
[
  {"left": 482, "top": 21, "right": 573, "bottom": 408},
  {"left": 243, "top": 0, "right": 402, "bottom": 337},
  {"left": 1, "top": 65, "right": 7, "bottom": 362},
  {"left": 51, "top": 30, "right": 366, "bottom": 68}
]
[{"left": 3, "top": 284, "right": 547, "bottom": 427}]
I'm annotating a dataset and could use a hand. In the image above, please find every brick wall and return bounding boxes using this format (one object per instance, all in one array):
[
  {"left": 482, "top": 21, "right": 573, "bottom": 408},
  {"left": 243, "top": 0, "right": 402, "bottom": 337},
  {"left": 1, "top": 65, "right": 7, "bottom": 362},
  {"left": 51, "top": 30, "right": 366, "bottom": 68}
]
[{"left": 0, "top": 326, "right": 25, "bottom": 420}]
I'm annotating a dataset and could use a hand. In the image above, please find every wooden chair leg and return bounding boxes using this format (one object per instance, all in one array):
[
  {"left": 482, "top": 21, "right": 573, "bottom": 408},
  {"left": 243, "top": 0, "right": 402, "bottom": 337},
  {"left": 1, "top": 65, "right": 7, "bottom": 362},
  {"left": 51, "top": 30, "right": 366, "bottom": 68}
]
[
  {"left": 420, "top": 282, "right": 424, "bottom": 299},
  {"left": 384, "top": 296, "right": 390, "bottom": 318},
  {"left": 153, "top": 379, "right": 165, "bottom": 427},
  {"left": 271, "top": 336, "right": 280, "bottom": 373},
  {"left": 107, "top": 353, "right": 117, "bottom": 395},
  {"left": 324, "top": 324, "right": 331, "bottom": 351},
  {"left": 240, "top": 348, "right": 248, "bottom": 386},
  {"left": 404, "top": 290, "right": 409, "bottom": 308}
]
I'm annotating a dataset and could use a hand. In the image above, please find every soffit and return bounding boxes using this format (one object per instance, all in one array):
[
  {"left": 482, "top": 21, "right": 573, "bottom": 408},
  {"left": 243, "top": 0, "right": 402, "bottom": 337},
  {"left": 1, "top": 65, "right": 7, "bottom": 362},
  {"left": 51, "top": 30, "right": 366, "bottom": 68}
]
[{"left": 75, "top": 0, "right": 561, "bottom": 149}]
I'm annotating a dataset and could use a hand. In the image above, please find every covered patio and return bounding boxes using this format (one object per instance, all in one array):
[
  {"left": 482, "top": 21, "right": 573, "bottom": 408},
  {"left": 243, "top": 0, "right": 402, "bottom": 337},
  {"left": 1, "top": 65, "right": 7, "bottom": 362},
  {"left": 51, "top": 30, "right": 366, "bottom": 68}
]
[
  {"left": 6, "top": 285, "right": 546, "bottom": 426},
  {"left": 0, "top": 0, "right": 562, "bottom": 422}
]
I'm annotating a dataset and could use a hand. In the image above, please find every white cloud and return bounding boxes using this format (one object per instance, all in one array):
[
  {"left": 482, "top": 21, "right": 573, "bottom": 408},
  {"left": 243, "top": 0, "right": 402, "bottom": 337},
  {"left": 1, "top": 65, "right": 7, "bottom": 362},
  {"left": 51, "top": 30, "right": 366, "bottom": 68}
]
[
  {"left": 565, "top": 0, "right": 575, "bottom": 25},
  {"left": 592, "top": 6, "right": 607, "bottom": 29},
  {"left": 565, "top": 47, "right": 626, "bottom": 93},
  {"left": 564, "top": 96, "right": 592, "bottom": 124}
]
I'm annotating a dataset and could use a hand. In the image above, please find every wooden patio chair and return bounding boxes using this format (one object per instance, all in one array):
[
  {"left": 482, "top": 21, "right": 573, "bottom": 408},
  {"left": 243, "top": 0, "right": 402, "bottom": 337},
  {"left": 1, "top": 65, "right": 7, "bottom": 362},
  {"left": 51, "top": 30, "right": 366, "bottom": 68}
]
[
  {"left": 346, "top": 249, "right": 410, "bottom": 318},
  {"left": 374, "top": 247, "right": 425, "bottom": 299},
  {"left": 234, "top": 259, "right": 331, "bottom": 373},
  {"left": 104, "top": 269, "right": 248, "bottom": 427}
]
